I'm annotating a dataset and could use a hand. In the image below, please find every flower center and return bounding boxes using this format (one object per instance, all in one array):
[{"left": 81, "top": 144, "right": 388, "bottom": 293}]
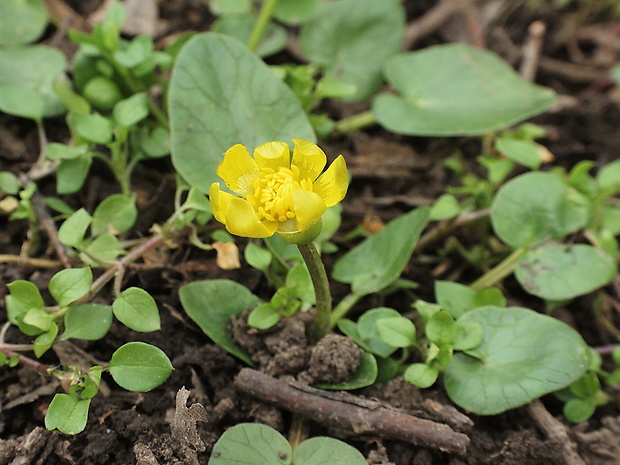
[{"left": 248, "top": 165, "right": 312, "bottom": 223}]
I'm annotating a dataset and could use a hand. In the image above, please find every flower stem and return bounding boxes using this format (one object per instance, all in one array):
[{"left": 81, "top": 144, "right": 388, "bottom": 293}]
[
  {"left": 329, "top": 292, "right": 362, "bottom": 330},
  {"left": 333, "top": 110, "right": 376, "bottom": 135},
  {"left": 469, "top": 247, "right": 528, "bottom": 291},
  {"left": 247, "top": 0, "right": 280, "bottom": 52},
  {"left": 297, "top": 243, "right": 331, "bottom": 341}
]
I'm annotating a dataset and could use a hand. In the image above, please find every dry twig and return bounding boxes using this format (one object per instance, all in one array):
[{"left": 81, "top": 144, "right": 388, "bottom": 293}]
[{"left": 234, "top": 368, "right": 470, "bottom": 455}]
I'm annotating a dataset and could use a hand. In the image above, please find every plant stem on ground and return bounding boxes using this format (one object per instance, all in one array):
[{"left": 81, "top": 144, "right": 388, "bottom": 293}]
[
  {"left": 247, "top": 0, "right": 280, "bottom": 52},
  {"left": 469, "top": 246, "right": 528, "bottom": 291},
  {"left": 297, "top": 243, "right": 332, "bottom": 341},
  {"left": 333, "top": 110, "right": 376, "bottom": 135}
]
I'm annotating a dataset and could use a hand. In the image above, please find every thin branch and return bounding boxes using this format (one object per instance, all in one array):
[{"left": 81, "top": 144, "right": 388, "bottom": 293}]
[{"left": 235, "top": 368, "right": 470, "bottom": 455}]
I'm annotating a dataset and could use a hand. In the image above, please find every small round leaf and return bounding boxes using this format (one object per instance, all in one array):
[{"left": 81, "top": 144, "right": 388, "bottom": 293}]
[
  {"left": 108, "top": 342, "right": 173, "bottom": 392},
  {"left": 113, "top": 287, "right": 160, "bottom": 332}
]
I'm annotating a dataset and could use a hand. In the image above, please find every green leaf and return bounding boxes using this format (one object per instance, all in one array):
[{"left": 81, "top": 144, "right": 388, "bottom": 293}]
[
  {"left": 244, "top": 243, "right": 272, "bottom": 271},
  {"left": 453, "top": 321, "right": 483, "bottom": 351},
  {"left": 597, "top": 158, "right": 620, "bottom": 194},
  {"left": 491, "top": 172, "right": 590, "bottom": 248},
  {"left": 49, "top": 267, "right": 93, "bottom": 307},
  {"left": 169, "top": 32, "right": 314, "bottom": 193},
  {"left": 113, "top": 287, "right": 160, "bottom": 332},
  {"left": 313, "top": 352, "right": 378, "bottom": 390},
  {"left": 444, "top": 306, "right": 590, "bottom": 415},
  {"left": 45, "top": 394, "right": 91, "bottom": 435},
  {"left": 62, "top": 303, "right": 113, "bottom": 340},
  {"left": 209, "top": 0, "right": 251, "bottom": 15},
  {"left": 376, "top": 317, "right": 415, "bottom": 348},
  {"left": 6, "top": 280, "right": 44, "bottom": 324},
  {"left": 0, "top": 171, "right": 20, "bottom": 194},
  {"left": 515, "top": 243, "right": 616, "bottom": 300},
  {"left": 108, "top": 342, "right": 173, "bottom": 391},
  {"left": 113, "top": 92, "right": 149, "bottom": 127},
  {"left": 494, "top": 137, "right": 542, "bottom": 169},
  {"left": 563, "top": 398, "right": 596, "bottom": 423},
  {"left": 46, "top": 143, "right": 90, "bottom": 161},
  {"left": 429, "top": 194, "right": 461, "bottom": 221},
  {"left": 404, "top": 363, "right": 439, "bottom": 388},
  {"left": 425, "top": 311, "right": 456, "bottom": 345},
  {"left": 57, "top": 155, "right": 93, "bottom": 194},
  {"left": 294, "top": 437, "right": 367, "bottom": 465},
  {"left": 58, "top": 208, "right": 92, "bottom": 248},
  {"left": 373, "top": 44, "right": 557, "bottom": 136},
  {"left": 435, "top": 281, "right": 475, "bottom": 319},
  {"left": 0, "top": 0, "right": 48, "bottom": 46},
  {"left": 113, "top": 35, "right": 153, "bottom": 68},
  {"left": 53, "top": 74, "right": 91, "bottom": 115},
  {"left": 211, "top": 15, "right": 287, "bottom": 57},
  {"left": 0, "top": 46, "right": 66, "bottom": 119},
  {"left": 70, "top": 113, "right": 113, "bottom": 144},
  {"left": 91, "top": 194, "right": 137, "bottom": 236},
  {"left": 179, "top": 279, "right": 260, "bottom": 365},
  {"left": 333, "top": 206, "right": 429, "bottom": 295},
  {"left": 299, "top": 0, "right": 404, "bottom": 102},
  {"left": 273, "top": 0, "right": 320, "bottom": 25},
  {"left": 22, "top": 308, "right": 53, "bottom": 332},
  {"left": 209, "top": 423, "right": 291, "bottom": 465},
  {"left": 357, "top": 308, "right": 402, "bottom": 357},
  {"left": 82, "top": 233, "right": 126, "bottom": 264},
  {"left": 33, "top": 323, "right": 58, "bottom": 357},
  {"left": 135, "top": 126, "right": 170, "bottom": 158},
  {"left": 247, "top": 303, "right": 281, "bottom": 330}
]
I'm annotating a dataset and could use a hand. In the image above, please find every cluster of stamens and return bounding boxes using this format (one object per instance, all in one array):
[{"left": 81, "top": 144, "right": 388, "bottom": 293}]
[{"left": 247, "top": 165, "right": 313, "bottom": 223}]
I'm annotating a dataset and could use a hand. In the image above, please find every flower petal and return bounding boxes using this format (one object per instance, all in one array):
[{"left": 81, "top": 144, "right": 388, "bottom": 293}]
[
  {"left": 312, "top": 155, "right": 348, "bottom": 207},
  {"left": 254, "top": 141, "right": 290, "bottom": 171},
  {"left": 292, "top": 139, "right": 326, "bottom": 181},
  {"left": 209, "top": 182, "right": 235, "bottom": 225},
  {"left": 291, "top": 190, "right": 326, "bottom": 231},
  {"left": 216, "top": 144, "right": 258, "bottom": 196},
  {"left": 225, "top": 197, "right": 278, "bottom": 238}
]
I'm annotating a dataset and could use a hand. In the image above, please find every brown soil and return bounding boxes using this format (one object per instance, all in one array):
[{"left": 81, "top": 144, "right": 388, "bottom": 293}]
[{"left": 2, "top": 1, "right": 620, "bottom": 464}]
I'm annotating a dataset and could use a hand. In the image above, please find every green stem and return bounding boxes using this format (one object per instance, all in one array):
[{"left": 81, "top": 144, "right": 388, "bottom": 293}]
[
  {"left": 333, "top": 110, "right": 376, "bottom": 135},
  {"left": 297, "top": 243, "right": 331, "bottom": 341},
  {"left": 329, "top": 292, "right": 362, "bottom": 330},
  {"left": 469, "top": 247, "right": 528, "bottom": 291},
  {"left": 247, "top": 0, "right": 279, "bottom": 52}
]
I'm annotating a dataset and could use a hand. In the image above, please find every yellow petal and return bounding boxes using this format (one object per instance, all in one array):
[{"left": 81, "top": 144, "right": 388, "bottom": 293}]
[
  {"left": 216, "top": 144, "right": 258, "bottom": 196},
  {"left": 253, "top": 141, "right": 290, "bottom": 171},
  {"left": 209, "top": 182, "right": 236, "bottom": 225},
  {"left": 291, "top": 190, "right": 326, "bottom": 231},
  {"left": 225, "top": 197, "right": 278, "bottom": 238},
  {"left": 312, "top": 155, "right": 348, "bottom": 207},
  {"left": 292, "top": 139, "right": 326, "bottom": 181}
]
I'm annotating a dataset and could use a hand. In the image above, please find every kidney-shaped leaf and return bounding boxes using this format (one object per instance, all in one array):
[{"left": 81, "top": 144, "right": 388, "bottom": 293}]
[
  {"left": 373, "top": 43, "right": 557, "bottom": 136},
  {"left": 299, "top": 0, "right": 404, "bottom": 102},
  {"left": 0, "top": 46, "right": 66, "bottom": 120},
  {"left": 294, "top": 437, "right": 367, "bottom": 465},
  {"left": 515, "top": 243, "right": 616, "bottom": 300},
  {"left": 491, "top": 171, "right": 590, "bottom": 248},
  {"left": 179, "top": 279, "right": 259, "bottom": 365},
  {"left": 169, "top": 33, "right": 314, "bottom": 193},
  {"left": 333, "top": 207, "right": 429, "bottom": 295},
  {"left": 209, "top": 423, "right": 291, "bottom": 465},
  {"left": 444, "top": 306, "right": 590, "bottom": 415},
  {"left": 0, "top": 0, "right": 48, "bottom": 46}
]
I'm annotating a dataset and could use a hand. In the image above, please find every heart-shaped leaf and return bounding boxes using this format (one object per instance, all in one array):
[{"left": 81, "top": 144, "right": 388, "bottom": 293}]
[
  {"left": 209, "top": 423, "right": 291, "bottom": 465},
  {"left": 373, "top": 43, "right": 557, "bottom": 136},
  {"left": 444, "top": 306, "right": 590, "bottom": 415},
  {"left": 0, "top": 46, "right": 66, "bottom": 120},
  {"left": 491, "top": 171, "right": 590, "bottom": 248},
  {"left": 299, "top": 0, "right": 404, "bottom": 102},
  {"left": 169, "top": 33, "right": 314, "bottom": 193},
  {"left": 515, "top": 243, "right": 616, "bottom": 300}
]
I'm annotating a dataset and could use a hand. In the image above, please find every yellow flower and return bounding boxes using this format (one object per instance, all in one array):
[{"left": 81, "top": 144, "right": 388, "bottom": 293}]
[{"left": 209, "top": 139, "right": 348, "bottom": 242}]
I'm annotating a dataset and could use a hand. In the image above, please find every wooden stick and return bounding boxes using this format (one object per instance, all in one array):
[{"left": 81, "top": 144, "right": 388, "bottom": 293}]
[{"left": 234, "top": 368, "right": 470, "bottom": 455}]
